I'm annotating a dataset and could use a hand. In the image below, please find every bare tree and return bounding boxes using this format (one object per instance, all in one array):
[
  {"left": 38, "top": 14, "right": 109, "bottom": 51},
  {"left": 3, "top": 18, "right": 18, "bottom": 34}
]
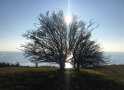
[
  {"left": 22, "top": 10, "right": 108, "bottom": 71},
  {"left": 68, "top": 17, "right": 107, "bottom": 71},
  {"left": 22, "top": 11, "right": 68, "bottom": 70}
]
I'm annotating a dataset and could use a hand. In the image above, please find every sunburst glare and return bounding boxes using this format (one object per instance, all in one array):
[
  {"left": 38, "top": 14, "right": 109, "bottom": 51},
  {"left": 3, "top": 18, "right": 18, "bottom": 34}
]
[
  {"left": 65, "top": 63, "right": 72, "bottom": 68},
  {"left": 65, "top": 52, "right": 73, "bottom": 68},
  {"left": 65, "top": 15, "right": 72, "bottom": 24}
]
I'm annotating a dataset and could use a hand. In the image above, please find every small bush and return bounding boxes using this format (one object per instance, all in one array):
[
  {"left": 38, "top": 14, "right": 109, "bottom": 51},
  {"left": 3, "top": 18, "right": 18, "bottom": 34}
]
[{"left": 0, "top": 62, "right": 20, "bottom": 67}]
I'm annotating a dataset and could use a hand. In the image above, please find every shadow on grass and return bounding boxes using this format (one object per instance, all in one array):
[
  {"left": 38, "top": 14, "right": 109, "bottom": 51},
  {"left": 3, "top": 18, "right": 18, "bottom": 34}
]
[
  {"left": 71, "top": 71, "right": 124, "bottom": 90},
  {"left": 0, "top": 68, "right": 124, "bottom": 90}
]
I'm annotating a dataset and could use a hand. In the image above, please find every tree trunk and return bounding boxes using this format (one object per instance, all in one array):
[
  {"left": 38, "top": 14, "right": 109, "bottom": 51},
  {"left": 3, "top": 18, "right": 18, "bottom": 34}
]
[
  {"left": 74, "top": 62, "right": 76, "bottom": 70},
  {"left": 35, "top": 61, "right": 38, "bottom": 67},
  {"left": 76, "top": 63, "right": 80, "bottom": 72},
  {"left": 60, "top": 62, "right": 65, "bottom": 71}
]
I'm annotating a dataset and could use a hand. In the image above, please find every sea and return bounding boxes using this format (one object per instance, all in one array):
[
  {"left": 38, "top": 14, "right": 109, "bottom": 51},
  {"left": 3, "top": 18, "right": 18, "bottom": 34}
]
[{"left": 0, "top": 51, "right": 124, "bottom": 67}]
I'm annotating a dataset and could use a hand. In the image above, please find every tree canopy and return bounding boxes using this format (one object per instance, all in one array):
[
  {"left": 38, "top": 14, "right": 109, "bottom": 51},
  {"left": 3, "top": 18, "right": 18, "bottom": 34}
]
[{"left": 21, "top": 10, "right": 107, "bottom": 71}]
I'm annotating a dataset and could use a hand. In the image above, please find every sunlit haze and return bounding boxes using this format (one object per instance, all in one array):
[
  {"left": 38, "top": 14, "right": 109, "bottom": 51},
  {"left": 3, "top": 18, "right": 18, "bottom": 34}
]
[
  {"left": 0, "top": 0, "right": 124, "bottom": 52},
  {"left": 65, "top": 63, "right": 73, "bottom": 68}
]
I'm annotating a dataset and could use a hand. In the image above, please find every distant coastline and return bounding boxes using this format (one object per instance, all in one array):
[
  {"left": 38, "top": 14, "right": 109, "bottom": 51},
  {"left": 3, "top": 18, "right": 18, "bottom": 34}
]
[{"left": 0, "top": 51, "right": 124, "bottom": 66}]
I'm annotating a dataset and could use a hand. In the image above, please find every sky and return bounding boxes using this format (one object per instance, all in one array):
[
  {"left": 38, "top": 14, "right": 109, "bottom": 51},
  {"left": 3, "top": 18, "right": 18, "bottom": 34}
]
[{"left": 0, "top": 0, "right": 124, "bottom": 52}]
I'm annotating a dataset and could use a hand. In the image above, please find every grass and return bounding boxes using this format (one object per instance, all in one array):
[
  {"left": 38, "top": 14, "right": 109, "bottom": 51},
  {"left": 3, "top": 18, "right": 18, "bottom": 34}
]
[
  {"left": 0, "top": 65, "right": 124, "bottom": 90},
  {"left": 95, "top": 65, "right": 124, "bottom": 84}
]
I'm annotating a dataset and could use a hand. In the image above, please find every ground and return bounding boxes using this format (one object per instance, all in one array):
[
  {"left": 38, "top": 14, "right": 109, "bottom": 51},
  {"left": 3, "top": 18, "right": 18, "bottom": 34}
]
[{"left": 0, "top": 65, "right": 124, "bottom": 90}]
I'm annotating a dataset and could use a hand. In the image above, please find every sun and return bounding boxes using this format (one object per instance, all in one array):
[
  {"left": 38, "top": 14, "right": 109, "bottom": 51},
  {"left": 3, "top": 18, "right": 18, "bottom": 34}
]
[{"left": 65, "top": 15, "right": 72, "bottom": 24}]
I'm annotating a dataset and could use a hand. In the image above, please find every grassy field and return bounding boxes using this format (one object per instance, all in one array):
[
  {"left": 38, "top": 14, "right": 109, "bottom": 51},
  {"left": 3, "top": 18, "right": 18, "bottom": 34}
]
[{"left": 0, "top": 65, "right": 124, "bottom": 90}]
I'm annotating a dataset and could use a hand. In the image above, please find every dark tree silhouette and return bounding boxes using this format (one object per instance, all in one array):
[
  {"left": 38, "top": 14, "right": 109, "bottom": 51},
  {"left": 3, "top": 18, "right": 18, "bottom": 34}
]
[
  {"left": 22, "top": 11, "right": 68, "bottom": 70},
  {"left": 68, "top": 17, "right": 107, "bottom": 71},
  {"left": 22, "top": 10, "right": 107, "bottom": 71}
]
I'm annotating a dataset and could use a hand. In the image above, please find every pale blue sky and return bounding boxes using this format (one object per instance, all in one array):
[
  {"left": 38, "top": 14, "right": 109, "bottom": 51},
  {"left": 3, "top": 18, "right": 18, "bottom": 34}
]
[{"left": 0, "top": 0, "right": 124, "bottom": 52}]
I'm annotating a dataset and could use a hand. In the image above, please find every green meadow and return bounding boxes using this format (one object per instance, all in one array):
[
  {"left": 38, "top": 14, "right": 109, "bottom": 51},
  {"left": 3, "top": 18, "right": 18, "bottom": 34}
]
[{"left": 0, "top": 65, "right": 124, "bottom": 90}]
